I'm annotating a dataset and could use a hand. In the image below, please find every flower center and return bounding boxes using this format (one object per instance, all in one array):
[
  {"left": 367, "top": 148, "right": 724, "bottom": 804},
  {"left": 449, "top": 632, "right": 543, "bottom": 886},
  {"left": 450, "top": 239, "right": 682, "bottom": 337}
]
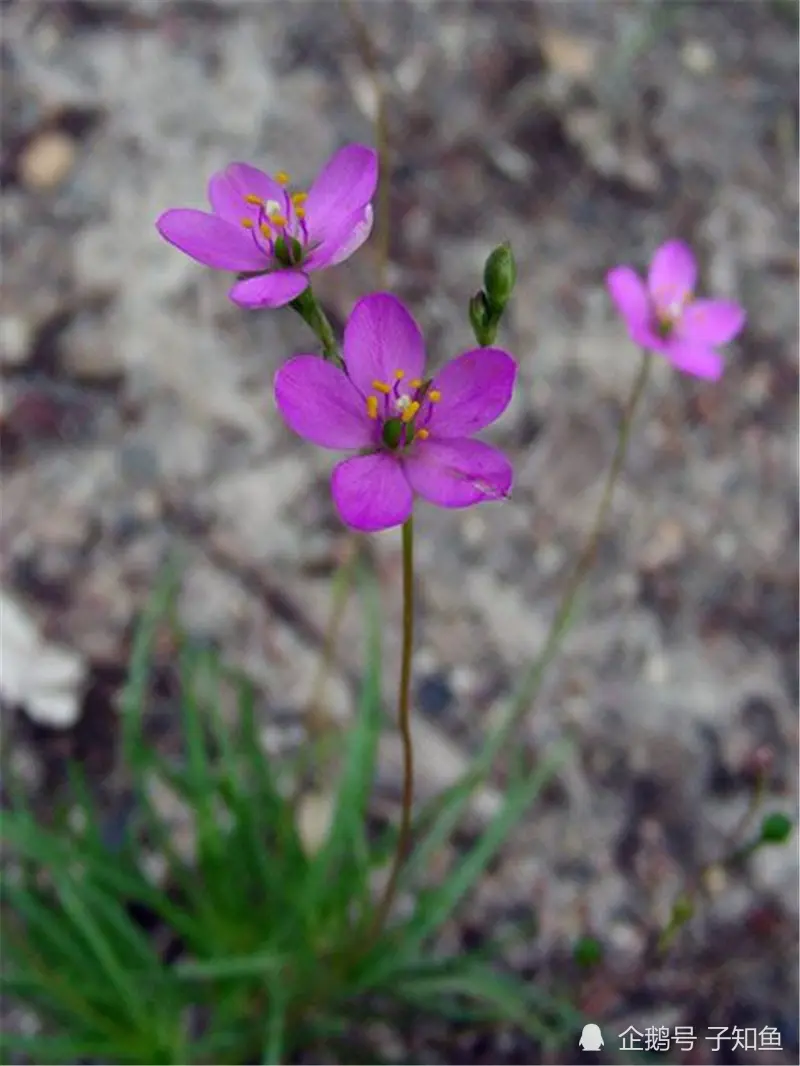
[
  {"left": 238, "top": 171, "right": 310, "bottom": 267},
  {"left": 364, "top": 369, "right": 441, "bottom": 450},
  {"left": 652, "top": 287, "right": 692, "bottom": 338}
]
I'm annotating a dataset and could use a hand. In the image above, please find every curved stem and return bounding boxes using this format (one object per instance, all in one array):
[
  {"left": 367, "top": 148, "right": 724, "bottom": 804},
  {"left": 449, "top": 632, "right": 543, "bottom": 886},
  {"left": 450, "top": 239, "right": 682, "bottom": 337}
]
[
  {"left": 342, "top": 0, "right": 390, "bottom": 287},
  {"left": 512, "top": 349, "right": 653, "bottom": 714},
  {"left": 434, "top": 350, "right": 653, "bottom": 798},
  {"left": 289, "top": 287, "right": 343, "bottom": 367},
  {"left": 370, "top": 515, "right": 415, "bottom": 937}
]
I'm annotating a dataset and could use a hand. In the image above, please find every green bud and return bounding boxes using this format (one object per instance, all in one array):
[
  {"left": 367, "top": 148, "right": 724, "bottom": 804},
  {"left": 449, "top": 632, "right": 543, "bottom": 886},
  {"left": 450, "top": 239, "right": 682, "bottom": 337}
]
[
  {"left": 759, "top": 812, "right": 793, "bottom": 845},
  {"left": 382, "top": 417, "right": 405, "bottom": 449},
  {"left": 483, "top": 241, "right": 516, "bottom": 313},
  {"left": 572, "top": 935, "right": 603, "bottom": 968},
  {"left": 468, "top": 291, "right": 496, "bottom": 347}
]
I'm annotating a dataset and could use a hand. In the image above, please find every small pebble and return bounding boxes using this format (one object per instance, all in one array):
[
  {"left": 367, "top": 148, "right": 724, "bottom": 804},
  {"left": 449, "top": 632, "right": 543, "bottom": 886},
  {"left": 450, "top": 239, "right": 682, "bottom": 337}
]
[
  {"left": 0, "top": 314, "right": 33, "bottom": 368},
  {"left": 681, "top": 39, "right": 716, "bottom": 76},
  {"left": 19, "top": 130, "right": 76, "bottom": 190}
]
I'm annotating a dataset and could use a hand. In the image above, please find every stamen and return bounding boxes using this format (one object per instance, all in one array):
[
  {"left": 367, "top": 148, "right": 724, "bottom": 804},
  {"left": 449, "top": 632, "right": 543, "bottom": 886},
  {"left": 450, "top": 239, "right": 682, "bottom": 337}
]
[
  {"left": 416, "top": 428, "right": 429, "bottom": 440},
  {"left": 270, "top": 214, "right": 288, "bottom": 228},
  {"left": 295, "top": 207, "right": 306, "bottom": 220},
  {"left": 291, "top": 192, "right": 308, "bottom": 205},
  {"left": 372, "top": 380, "right": 392, "bottom": 395},
  {"left": 366, "top": 396, "right": 379, "bottom": 420},
  {"left": 409, "top": 379, "right": 422, "bottom": 388},
  {"left": 244, "top": 193, "right": 264, "bottom": 206},
  {"left": 260, "top": 222, "right": 272, "bottom": 239},
  {"left": 394, "top": 369, "right": 405, "bottom": 380},
  {"left": 427, "top": 389, "right": 441, "bottom": 403},
  {"left": 274, "top": 171, "right": 291, "bottom": 186},
  {"left": 241, "top": 218, "right": 255, "bottom": 229},
  {"left": 401, "top": 401, "right": 420, "bottom": 424}
]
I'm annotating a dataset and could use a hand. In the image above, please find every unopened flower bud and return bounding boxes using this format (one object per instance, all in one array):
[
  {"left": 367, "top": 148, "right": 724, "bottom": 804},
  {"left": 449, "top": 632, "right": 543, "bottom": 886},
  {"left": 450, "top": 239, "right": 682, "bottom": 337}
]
[
  {"left": 469, "top": 291, "right": 496, "bottom": 347},
  {"left": 483, "top": 241, "right": 517, "bottom": 314}
]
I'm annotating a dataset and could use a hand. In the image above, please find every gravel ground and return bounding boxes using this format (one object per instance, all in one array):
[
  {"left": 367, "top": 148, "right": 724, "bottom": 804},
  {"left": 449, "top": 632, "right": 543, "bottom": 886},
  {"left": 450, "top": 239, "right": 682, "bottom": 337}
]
[{"left": 1, "top": 1, "right": 798, "bottom": 1062}]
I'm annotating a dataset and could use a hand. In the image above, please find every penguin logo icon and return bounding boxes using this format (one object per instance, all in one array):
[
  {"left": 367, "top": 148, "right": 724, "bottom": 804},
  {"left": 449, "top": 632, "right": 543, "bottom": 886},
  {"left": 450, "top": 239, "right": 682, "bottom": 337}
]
[{"left": 579, "top": 1023, "right": 604, "bottom": 1051}]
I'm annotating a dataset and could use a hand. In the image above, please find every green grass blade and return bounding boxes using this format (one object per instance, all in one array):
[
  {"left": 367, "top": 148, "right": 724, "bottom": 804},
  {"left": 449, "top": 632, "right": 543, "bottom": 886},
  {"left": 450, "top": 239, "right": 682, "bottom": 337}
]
[
  {"left": 303, "top": 558, "right": 383, "bottom": 917},
  {"left": 403, "top": 739, "right": 572, "bottom": 949},
  {"left": 119, "top": 561, "right": 182, "bottom": 763},
  {"left": 261, "top": 975, "right": 289, "bottom": 1065},
  {"left": 174, "top": 950, "right": 289, "bottom": 982},
  {"left": 0, "top": 1031, "right": 124, "bottom": 1065}
]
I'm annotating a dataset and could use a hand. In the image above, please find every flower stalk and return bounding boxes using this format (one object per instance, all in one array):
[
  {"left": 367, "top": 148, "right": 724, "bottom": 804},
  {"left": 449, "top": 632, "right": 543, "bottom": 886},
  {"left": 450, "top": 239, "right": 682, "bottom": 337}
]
[
  {"left": 370, "top": 514, "right": 415, "bottom": 938},
  {"left": 289, "top": 288, "right": 343, "bottom": 367},
  {"left": 501, "top": 348, "right": 653, "bottom": 765}
]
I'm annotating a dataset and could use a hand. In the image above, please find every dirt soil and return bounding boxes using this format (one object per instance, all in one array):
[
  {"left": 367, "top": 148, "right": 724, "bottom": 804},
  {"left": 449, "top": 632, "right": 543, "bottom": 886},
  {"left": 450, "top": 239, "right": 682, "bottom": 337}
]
[{"left": 1, "top": 1, "right": 798, "bottom": 1063}]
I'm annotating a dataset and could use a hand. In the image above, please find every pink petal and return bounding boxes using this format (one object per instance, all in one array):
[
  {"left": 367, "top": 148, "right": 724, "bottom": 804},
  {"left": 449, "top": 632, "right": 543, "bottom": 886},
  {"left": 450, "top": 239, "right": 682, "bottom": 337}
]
[
  {"left": 228, "top": 271, "right": 309, "bottom": 308},
  {"left": 306, "top": 205, "right": 374, "bottom": 271},
  {"left": 274, "top": 355, "right": 374, "bottom": 449},
  {"left": 343, "top": 293, "right": 426, "bottom": 398},
  {"left": 425, "top": 348, "right": 516, "bottom": 438},
  {"left": 156, "top": 209, "right": 268, "bottom": 271},
  {"left": 208, "top": 162, "right": 288, "bottom": 223},
  {"left": 331, "top": 452, "right": 413, "bottom": 532},
  {"left": 606, "top": 266, "right": 650, "bottom": 335},
  {"left": 664, "top": 341, "right": 725, "bottom": 381},
  {"left": 647, "top": 240, "right": 697, "bottom": 314},
  {"left": 678, "top": 299, "right": 746, "bottom": 346},
  {"left": 403, "top": 438, "right": 513, "bottom": 509},
  {"left": 304, "top": 145, "right": 378, "bottom": 239}
]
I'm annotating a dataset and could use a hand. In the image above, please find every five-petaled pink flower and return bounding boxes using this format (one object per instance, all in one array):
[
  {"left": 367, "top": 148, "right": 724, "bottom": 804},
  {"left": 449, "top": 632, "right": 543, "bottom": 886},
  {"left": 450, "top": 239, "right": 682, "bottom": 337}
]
[
  {"left": 606, "top": 240, "right": 745, "bottom": 380},
  {"left": 155, "top": 144, "right": 377, "bottom": 309},
  {"left": 274, "top": 294, "right": 517, "bottom": 532}
]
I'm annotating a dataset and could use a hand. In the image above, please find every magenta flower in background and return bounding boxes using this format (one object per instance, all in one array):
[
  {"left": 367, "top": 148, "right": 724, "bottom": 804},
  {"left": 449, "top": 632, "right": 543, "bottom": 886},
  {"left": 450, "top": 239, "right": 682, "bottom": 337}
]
[
  {"left": 274, "top": 294, "right": 517, "bottom": 532},
  {"left": 155, "top": 145, "right": 378, "bottom": 308},
  {"left": 606, "top": 239, "right": 745, "bottom": 380}
]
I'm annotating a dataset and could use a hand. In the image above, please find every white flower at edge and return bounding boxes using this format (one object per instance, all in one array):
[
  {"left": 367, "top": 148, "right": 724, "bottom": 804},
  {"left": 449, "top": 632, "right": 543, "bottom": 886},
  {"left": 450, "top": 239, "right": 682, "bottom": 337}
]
[{"left": 0, "top": 590, "right": 86, "bottom": 728}]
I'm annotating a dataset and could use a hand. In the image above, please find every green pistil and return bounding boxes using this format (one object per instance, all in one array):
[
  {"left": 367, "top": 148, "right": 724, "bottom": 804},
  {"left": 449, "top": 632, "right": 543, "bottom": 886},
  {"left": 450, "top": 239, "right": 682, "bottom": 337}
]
[
  {"left": 382, "top": 417, "right": 405, "bottom": 450},
  {"left": 274, "top": 235, "right": 305, "bottom": 267}
]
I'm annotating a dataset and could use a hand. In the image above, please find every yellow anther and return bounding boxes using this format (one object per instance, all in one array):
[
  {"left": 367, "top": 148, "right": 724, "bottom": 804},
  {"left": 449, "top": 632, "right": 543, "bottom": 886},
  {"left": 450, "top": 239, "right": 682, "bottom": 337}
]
[
  {"left": 241, "top": 218, "right": 255, "bottom": 229},
  {"left": 295, "top": 207, "right": 306, "bottom": 220},
  {"left": 415, "top": 428, "right": 429, "bottom": 440},
  {"left": 401, "top": 401, "right": 420, "bottom": 424},
  {"left": 409, "top": 378, "right": 422, "bottom": 388},
  {"left": 274, "top": 171, "right": 291, "bottom": 186},
  {"left": 427, "top": 389, "right": 441, "bottom": 402},
  {"left": 372, "top": 380, "right": 392, "bottom": 395},
  {"left": 244, "top": 193, "right": 264, "bottom": 205},
  {"left": 260, "top": 222, "right": 272, "bottom": 239},
  {"left": 394, "top": 369, "right": 405, "bottom": 380},
  {"left": 270, "top": 214, "right": 287, "bottom": 228},
  {"left": 366, "top": 395, "right": 379, "bottom": 420},
  {"left": 291, "top": 191, "right": 308, "bottom": 205}
]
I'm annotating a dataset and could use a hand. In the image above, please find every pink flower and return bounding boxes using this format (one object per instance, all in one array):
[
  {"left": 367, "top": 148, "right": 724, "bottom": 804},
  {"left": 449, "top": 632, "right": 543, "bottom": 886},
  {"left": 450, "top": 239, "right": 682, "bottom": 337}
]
[
  {"left": 155, "top": 145, "right": 377, "bottom": 309},
  {"left": 606, "top": 240, "right": 746, "bottom": 380},
  {"left": 274, "top": 294, "right": 517, "bottom": 532}
]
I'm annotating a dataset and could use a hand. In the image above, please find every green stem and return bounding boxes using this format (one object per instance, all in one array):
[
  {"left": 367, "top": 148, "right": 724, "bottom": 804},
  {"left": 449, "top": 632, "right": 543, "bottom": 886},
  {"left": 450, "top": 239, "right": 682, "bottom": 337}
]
[
  {"left": 370, "top": 515, "right": 415, "bottom": 938},
  {"left": 513, "top": 349, "right": 653, "bottom": 715},
  {"left": 289, "top": 287, "right": 343, "bottom": 367},
  {"left": 457, "top": 349, "right": 653, "bottom": 787}
]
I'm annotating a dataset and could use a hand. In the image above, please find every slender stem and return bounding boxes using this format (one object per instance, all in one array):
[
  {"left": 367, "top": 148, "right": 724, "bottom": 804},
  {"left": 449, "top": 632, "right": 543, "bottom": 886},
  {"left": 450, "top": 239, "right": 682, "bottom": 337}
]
[
  {"left": 520, "top": 350, "right": 653, "bottom": 698},
  {"left": 456, "top": 349, "right": 654, "bottom": 788},
  {"left": 305, "top": 539, "right": 361, "bottom": 735},
  {"left": 289, "top": 287, "right": 343, "bottom": 367},
  {"left": 370, "top": 515, "right": 415, "bottom": 938},
  {"left": 342, "top": 0, "right": 390, "bottom": 287}
]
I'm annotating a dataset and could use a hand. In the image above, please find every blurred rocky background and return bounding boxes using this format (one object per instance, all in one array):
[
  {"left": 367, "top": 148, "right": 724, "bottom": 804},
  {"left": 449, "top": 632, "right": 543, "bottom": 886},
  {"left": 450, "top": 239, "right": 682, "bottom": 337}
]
[{"left": 1, "top": 1, "right": 797, "bottom": 1061}]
